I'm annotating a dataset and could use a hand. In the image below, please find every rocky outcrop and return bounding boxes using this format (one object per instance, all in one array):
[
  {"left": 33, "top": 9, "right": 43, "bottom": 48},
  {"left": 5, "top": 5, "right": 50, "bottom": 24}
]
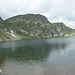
[{"left": 0, "top": 14, "right": 74, "bottom": 41}]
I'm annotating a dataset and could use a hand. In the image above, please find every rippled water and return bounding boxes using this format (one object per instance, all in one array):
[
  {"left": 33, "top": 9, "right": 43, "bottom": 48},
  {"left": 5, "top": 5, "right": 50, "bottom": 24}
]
[{"left": 0, "top": 36, "right": 75, "bottom": 75}]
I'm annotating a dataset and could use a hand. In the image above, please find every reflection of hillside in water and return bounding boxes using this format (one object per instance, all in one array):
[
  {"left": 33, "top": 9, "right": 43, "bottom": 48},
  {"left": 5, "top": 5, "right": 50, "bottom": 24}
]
[{"left": 0, "top": 39, "right": 67, "bottom": 64}]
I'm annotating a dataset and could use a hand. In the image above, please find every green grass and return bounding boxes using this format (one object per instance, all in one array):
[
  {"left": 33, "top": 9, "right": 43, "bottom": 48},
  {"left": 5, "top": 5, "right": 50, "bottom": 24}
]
[{"left": 0, "top": 31, "right": 10, "bottom": 41}]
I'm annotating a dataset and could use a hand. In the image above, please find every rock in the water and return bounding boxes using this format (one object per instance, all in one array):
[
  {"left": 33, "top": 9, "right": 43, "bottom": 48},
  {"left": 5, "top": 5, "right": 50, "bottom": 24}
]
[{"left": 0, "top": 69, "right": 2, "bottom": 73}]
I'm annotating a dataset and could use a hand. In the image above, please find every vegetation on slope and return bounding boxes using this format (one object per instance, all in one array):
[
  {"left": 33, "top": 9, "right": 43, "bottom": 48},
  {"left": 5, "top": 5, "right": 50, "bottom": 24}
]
[{"left": 0, "top": 14, "right": 74, "bottom": 41}]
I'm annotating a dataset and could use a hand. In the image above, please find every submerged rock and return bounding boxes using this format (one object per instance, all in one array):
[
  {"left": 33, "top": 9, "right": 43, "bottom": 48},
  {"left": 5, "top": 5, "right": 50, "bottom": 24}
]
[{"left": 0, "top": 69, "right": 2, "bottom": 75}]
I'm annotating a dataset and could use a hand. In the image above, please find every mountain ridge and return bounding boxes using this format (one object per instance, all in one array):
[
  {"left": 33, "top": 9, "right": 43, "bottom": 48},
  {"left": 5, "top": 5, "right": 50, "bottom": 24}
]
[{"left": 0, "top": 14, "right": 75, "bottom": 41}]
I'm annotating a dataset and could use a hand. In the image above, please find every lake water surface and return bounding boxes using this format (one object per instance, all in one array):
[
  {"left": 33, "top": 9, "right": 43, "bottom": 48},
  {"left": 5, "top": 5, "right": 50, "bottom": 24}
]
[{"left": 0, "top": 36, "right": 75, "bottom": 75}]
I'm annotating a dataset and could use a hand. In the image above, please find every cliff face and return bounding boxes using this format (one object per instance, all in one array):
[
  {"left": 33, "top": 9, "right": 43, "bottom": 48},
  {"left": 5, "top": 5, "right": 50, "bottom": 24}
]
[
  {"left": 0, "top": 14, "right": 74, "bottom": 41},
  {"left": 0, "top": 17, "right": 4, "bottom": 28},
  {"left": 0, "top": 17, "right": 3, "bottom": 22}
]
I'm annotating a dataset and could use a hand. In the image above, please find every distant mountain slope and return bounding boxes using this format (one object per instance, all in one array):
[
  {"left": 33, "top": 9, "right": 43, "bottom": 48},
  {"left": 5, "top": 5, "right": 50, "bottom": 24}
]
[{"left": 0, "top": 14, "right": 74, "bottom": 41}]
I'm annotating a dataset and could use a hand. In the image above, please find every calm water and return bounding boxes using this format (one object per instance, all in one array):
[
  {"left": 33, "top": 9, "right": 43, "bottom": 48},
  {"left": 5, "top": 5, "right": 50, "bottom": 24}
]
[{"left": 0, "top": 36, "right": 75, "bottom": 75}]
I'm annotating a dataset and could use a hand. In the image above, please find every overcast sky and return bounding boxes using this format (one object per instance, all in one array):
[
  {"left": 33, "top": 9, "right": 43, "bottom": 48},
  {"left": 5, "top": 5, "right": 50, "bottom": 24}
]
[{"left": 0, "top": 0, "right": 75, "bottom": 28}]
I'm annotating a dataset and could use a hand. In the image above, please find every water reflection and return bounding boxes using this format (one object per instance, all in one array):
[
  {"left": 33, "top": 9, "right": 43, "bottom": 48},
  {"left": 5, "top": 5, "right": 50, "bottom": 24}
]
[
  {"left": 0, "top": 37, "right": 75, "bottom": 75},
  {"left": 0, "top": 38, "right": 67, "bottom": 64}
]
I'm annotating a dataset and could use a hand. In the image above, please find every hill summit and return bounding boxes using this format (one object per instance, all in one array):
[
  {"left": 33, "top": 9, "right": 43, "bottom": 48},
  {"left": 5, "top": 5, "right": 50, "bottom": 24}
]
[{"left": 0, "top": 14, "right": 74, "bottom": 41}]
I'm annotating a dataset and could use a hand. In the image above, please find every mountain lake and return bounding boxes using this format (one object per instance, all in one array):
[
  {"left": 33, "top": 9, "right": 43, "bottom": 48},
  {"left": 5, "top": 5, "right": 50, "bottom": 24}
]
[{"left": 0, "top": 36, "right": 75, "bottom": 75}]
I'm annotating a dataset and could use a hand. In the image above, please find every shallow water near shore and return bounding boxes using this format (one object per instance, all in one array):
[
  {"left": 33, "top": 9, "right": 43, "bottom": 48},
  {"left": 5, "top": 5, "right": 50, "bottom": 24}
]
[{"left": 0, "top": 36, "right": 75, "bottom": 75}]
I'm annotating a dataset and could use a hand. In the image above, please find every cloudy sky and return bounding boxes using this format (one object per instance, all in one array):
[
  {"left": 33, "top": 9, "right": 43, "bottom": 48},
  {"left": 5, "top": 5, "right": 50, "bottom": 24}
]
[{"left": 0, "top": 0, "right": 75, "bottom": 28}]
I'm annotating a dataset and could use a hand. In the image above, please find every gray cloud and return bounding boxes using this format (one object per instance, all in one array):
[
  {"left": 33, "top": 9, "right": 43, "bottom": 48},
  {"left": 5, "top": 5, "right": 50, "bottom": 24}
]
[{"left": 0, "top": 0, "right": 75, "bottom": 28}]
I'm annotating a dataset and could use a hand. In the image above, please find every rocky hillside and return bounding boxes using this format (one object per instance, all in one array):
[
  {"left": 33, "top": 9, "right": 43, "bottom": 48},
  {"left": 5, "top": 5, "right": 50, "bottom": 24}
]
[{"left": 0, "top": 14, "right": 74, "bottom": 41}]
